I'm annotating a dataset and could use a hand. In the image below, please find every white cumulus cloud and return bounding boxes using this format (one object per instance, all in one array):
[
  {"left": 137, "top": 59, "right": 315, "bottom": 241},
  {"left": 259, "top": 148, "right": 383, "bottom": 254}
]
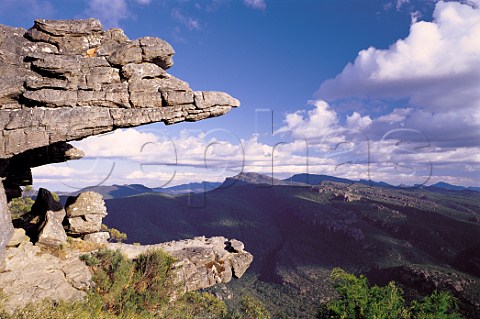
[
  {"left": 244, "top": 0, "right": 266, "bottom": 10},
  {"left": 85, "top": 0, "right": 129, "bottom": 28},
  {"left": 317, "top": 0, "right": 480, "bottom": 113}
]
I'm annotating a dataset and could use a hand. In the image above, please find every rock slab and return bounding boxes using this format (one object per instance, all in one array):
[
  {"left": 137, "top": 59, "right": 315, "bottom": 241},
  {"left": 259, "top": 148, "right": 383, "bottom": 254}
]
[
  {"left": 0, "top": 243, "right": 91, "bottom": 314},
  {"left": 108, "top": 236, "right": 254, "bottom": 293},
  {"left": 0, "top": 18, "right": 240, "bottom": 159},
  {"left": 0, "top": 181, "right": 13, "bottom": 269}
]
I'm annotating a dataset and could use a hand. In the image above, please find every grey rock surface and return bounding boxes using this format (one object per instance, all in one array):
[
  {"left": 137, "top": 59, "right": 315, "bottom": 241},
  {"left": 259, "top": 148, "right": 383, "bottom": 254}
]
[
  {"left": 30, "top": 188, "right": 68, "bottom": 246},
  {"left": 37, "top": 209, "right": 68, "bottom": 246},
  {"left": 83, "top": 231, "right": 110, "bottom": 243},
  {"left": 66, "top": 191, "right": 107, "bottom": 218},
  {"left": 0, "top": 181, "right": 13, "bottom": 269},
  {"left": 68, "top": 214, "right": 104, "bottom": 234},
  {"left": 108, "top": 236, "right": 254, "bottom": 292},
  {"left": 0, "top": 243, "right": 91, "bottom": 314},
  {"left": 66, "top": 191, "right": 107, "bottom": 234},
  {"left": 0, "top": 18, "right": 239, "bottom": 265},
  {"left": 0, "top": 18, "right": 239, "bottom": 159}
]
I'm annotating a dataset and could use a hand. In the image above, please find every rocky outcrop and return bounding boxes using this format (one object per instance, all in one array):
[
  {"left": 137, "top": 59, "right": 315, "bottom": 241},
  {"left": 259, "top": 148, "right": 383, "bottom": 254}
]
[
  {"left": 83, "top": 231, "right": 110, "bottom": 243},
  {"left": 66, "top": 191, "right": 108, "bottom": 235},
  {"left": 0, "top": 235, "right": 252, "bottom": 313},
  {"left": 0, "top": 18, "right": 239, "bottom": 159},
  {"left": 108, "top": 236, "right": 254, "bottom": 292},
  {"left": 0, "top": 242, "right": 92, "bottom": 314},
  {"left": 0, "top": 18, "right": 240, "bottom": 266},
  {"left": 7, "top": 228, "right": 30, "bottom": 247},
  {"left": 0, "top": 180, "right": 13, "bottom": 269},
  {"left": 31, "top": 188, "right": 68, "bottom": 246}
]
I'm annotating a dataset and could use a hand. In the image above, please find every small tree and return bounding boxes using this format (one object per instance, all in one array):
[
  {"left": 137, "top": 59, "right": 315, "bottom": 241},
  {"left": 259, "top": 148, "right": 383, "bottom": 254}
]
[
  {"left": 319, "top": 268, "right": 463, "bottom": 319},
  {"left": 101, "top": 224, "right": 128, "bottom": 243},
  {"left": 230, "top": 295, "right": 271, "bottom": 319},
  {"left": 8, "top": 186, "right": 35, "bottom": 220}
]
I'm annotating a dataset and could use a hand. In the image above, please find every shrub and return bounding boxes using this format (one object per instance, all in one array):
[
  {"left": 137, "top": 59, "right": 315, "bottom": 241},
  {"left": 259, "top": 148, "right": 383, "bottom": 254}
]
[
  {"left": 101, "top": 224, "right": 128, "bottom": 242},
  {"left": 8, "top": 197, "right": 34, "bottom": 220},
  {"left": 319, "top": 268, "right": 463, "bottom": 319},
  {"left": 229, "top": 295, "right": 271, "bottom": 319},
  {"left": 1, "top": 248, "right": 271, "bottom": 319}
]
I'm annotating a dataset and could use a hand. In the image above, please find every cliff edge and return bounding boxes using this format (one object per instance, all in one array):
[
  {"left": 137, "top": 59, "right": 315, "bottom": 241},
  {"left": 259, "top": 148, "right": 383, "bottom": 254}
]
[{"left": 0, "top": 18, "right": 240, "bottom": 268}]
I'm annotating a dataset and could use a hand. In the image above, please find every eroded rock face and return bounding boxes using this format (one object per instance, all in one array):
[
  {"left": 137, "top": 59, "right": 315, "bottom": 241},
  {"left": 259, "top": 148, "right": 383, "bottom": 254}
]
[
  {"left": 0, "top": 181, "right": 13, "bottom": 269},
  {"left": 32, "top": 188, "right": 68, "bottom": 246},
  {"left": 66, "top": 191, "right": 107, "bottom": 234},
  {"left": 0, "top": 18, "right": 240, "bottom": 267},
  {"left": 0, "top": 18, "right": 239, "bottom": 159},
  {"left": 108, "top": 236, "right": 254, "bottom": 292},
  {"left": 0, "top": 236, "right": 252, "bottom": 313},
  {"left": 0, "top": 243, "right": 91, "bottom": 314}
]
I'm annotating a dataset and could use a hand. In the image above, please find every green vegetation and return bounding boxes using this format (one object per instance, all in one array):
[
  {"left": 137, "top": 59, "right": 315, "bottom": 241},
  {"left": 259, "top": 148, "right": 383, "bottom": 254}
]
[
  {"left": 8, "top": 196, "right": 34, "bottom": 220},
  {"left": 1, "top": 248, "right": 270, "bottom": 319},
  {"left": 103, "top": 183, "right": 480, "bottom": 317},
  {"left": 101, "top": 224, "right": 128, "bottom": 242},
  {"left": 229, "top": 295, "right": 271, "bottom": 319},
  {"left": 318, "top": 268, "right": 463, "bottom": 319},
  {"left": 8, "top": 185, "right": 35, "bottom": 220},
  {"left": 9, "top": 186, "right": 60, "bottom": 220}
]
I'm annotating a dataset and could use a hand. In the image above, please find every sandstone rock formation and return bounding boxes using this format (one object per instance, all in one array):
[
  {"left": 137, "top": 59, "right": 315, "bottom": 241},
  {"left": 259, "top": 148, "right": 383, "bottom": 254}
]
[
  {"left": 108, "top": 236, "right": 254, "bottom": 293},
  {"left": 31, "top": 188, "right": 68, "bottom": 246},
  {"left": 0, "top": 18, "right": 240, "bottom": 267},
  {"left": 0, "top": 18, "right": 239, "bottom": 160},
  {"left": 0, "top": 242, "right": 92, "bottom": 314},
  {"left": 7, "top": 228, "right": 30, "bottom": 247},
  {"left": 66, "top": 191, "right": 108, "bottom": 235},
  {"left": 0, "top": 179, "right": 12, "bottom": 269},
  {"left": 0, "top": 235, "right": 252, "bottom": 313},
  {"left": 83, "top": 231, "right": 110, "bottom": 243}
]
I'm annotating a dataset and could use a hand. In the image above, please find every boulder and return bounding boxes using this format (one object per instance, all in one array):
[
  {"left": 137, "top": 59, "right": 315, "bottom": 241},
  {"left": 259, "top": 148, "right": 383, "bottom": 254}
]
[
  {"left": 7, "top": 228, "right": 30, "bottom": 247},
  {"left": 31, "top": 188, "right": 68, "bottom": 246},
  {"left": 37, "top": 210, "right": 68, "bottom": 246},
  {"left": 66, "top": 191, "right": 107, "bottom": 235},
  {"left": 66, "top": 191, "right": 107, "bottom": 218},
  {"left": 83, "top": 231, "right": 110, "bottom": 244},
  {"left": 68, "top": 214, "right": 103, "bottom": 234}
]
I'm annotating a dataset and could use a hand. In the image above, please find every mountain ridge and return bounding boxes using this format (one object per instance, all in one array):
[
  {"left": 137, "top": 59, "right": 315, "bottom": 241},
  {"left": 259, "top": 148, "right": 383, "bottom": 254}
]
[{"left": 57, "top": 172, "right": 480, "bottom": 199}]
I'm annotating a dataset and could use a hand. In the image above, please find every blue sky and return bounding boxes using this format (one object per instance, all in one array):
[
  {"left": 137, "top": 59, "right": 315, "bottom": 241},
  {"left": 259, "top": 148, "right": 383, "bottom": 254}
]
[{"left": 1, "top": 0, "right": 479, "bottom": 190}]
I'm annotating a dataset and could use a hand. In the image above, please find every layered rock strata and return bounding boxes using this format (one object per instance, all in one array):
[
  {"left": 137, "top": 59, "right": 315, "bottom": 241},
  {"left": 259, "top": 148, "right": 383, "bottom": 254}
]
[
  {"left": 0, "top": 18, "right": 240, "bottom": 267},
  {"left": 66, "top": 191, "right": 108, "bottom": 238}
]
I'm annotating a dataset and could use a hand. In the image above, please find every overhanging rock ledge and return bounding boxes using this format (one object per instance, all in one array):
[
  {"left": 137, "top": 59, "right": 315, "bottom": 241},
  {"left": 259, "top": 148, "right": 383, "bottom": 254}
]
[{"left": 0, "top": 18, "right": 240, "bottom": 269}]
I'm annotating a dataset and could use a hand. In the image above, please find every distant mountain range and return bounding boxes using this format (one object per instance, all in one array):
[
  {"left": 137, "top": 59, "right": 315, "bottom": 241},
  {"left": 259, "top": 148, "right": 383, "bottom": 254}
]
[
  {"left": 58, "top": 173, "right": 479, "bottom": 199},
  {"left": 153, "top": 182, "right": 222, "bottom": 194},
  {"left": 99, "top": 172, "right": 480, "bottom": 317},
  {"left": 428, "top": 181, "right": 480, "bottom": 192},
  {"left": 59, "top": 184, "right": 154, "bottom": 200}
]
